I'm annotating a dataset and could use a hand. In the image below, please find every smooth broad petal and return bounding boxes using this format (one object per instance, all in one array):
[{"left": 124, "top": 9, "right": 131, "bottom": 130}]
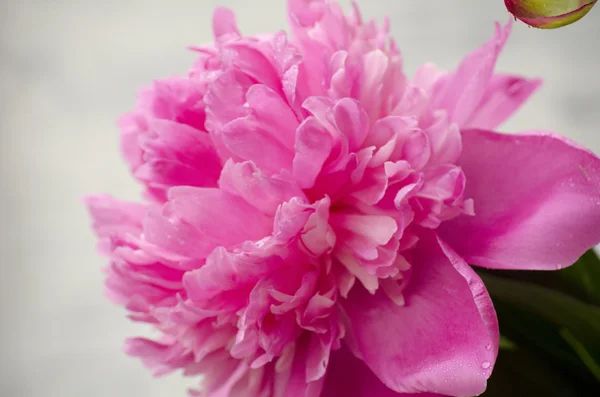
[
  {"left": 322, "top": 346, "right": 443, "bottom": 397},
  {"left": 462, "top": 74, "right": 542, "bottom": 130},
  {"left": 343, "top": 234, "right": 498, "bottom": 397},
  {"left": 439, "top": 129, "right": 600, "bottom": 270}
]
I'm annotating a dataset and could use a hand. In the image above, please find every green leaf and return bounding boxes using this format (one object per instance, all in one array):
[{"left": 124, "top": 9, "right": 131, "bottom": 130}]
[
  {"left": 480, "top": 271, "right": 600, "bottom": 388},
  {"left": 560, "top": 249, "right": 600, "bottom": 305},
  {"left": 493, "top": 301, "right": 585, "bottom": 370},
  {"left": 560, "top": 328, "right": 600, "bottom": 383},
  {"left": 483, "top": 345, "right": 585, "bottom": 397},
  {"left": 498, "top": 335, "right": 516, "bottom": 351},
  {"left": 479, "top": 272, "right": 600, "bottom": 344}
]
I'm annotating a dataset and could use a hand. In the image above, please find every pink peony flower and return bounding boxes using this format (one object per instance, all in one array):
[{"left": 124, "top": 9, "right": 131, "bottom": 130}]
[{"left": 86, "top": 1, "right": 600, "bottom": 396}]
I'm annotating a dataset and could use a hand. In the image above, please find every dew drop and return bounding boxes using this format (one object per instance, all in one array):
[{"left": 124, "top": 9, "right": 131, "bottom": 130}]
[
  {"left": 481, "top": 361, "right": 491, "bottom": 369},
  {"left": 485, "top": 344, "right": 492, "bottom": 351}
]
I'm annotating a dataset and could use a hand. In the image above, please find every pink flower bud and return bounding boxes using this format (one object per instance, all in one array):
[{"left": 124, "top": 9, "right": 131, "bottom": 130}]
[{"left": 505, "top": 0, "right": 597, "bottom": 29}]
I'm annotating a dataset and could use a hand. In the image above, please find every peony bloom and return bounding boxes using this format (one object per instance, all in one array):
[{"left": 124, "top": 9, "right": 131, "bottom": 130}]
[
  {"left": 86, "top": 1, "right": 600, "bottom": 396},
  {"left": 505, "top": 0, "right": 597, "bottom": 29}
]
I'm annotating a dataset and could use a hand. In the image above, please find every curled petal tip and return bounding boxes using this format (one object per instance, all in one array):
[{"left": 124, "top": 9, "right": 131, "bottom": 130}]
[{"left": 505, "top": 0, "right": 597, "bottom": 29}]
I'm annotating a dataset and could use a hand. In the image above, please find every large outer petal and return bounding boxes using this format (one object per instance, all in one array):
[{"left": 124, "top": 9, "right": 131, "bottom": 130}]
[
  {"left": 322, "top": 346, "right": 442, "bottom": 397},
  {"left": 342, "top": 234, "right": 498, "bottom": 397},
  {"left": 440, "top": 129, "right": 600, "bottom": 270}
]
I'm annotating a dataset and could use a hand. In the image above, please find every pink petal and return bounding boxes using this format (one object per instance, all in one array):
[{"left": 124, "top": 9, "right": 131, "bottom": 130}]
[
  {"left": 433, "top": 22, "right": 511, "bottom": 127},
  {"left": 422, "top": 111, "right": 460, "bottom": 166},
  {"left": 85, "top": 194, "right": 146, "bottom": 238},
  {"left": 221, "top": 117, "right": 295, "bottom": 175},
  {"left": 359, "top": 49, "right": 389, "bottom": 121},
  {"left": 401, "top": 127, "right": 433, "bottom": 170},
  {"left": 286, "top": 3, "right": 329, "bottom": 100},
  {"left": 273, "top": 338, "right": 326, "bottom": 397},
  {"left": 365, "top": 116, "right": 418, "bottom": 165},
  {"left": 119, "top": 114, "right": 145, "bottom": 170},
  {"left": 124, "top": 337, "right": 192, "bottom": 376},
  {"left": 246, "top": 84, "right": 299, "bottom": 150},
  {"left": 322, "top": 346, "right": 442, "bottom": 397},
  {"left": 136, "top": 119, "right": 221, "bottom": 190},
  {"left": 184, "top": 197, "right": 329, "bottom": 311},
  {"left": 204, "top": 70, "right": 252, "bottom": 129},
  {"left": 212, "top": 7, "right": 240, "bottom": 41},
  {"left": 305, "top": 334, "right": 331, "bottom": 383},
  {"left": 215, "top": 84, "right": 298, "bottom": 175},
  {"left": 439, "top": 129, "right": 600, "bottom": 270},
  {"left": 224, "top": 40, "right": 282, "bottom": 90},
  {"left": 331, "top": 213, "right": 397, "bottom": 246},
  {"left": 287, "top": 0, "right": 327, "bottom": 28},
  {"left": 343, "top": 234, "right": 498, "bottom": 396},
  {"left": 293, "top": 117, "right": 334, "bottom": 189},
  {"left": 271, "top": 31, "right": 317, "bottom": 111},
  {"left": 219, "top": 160, "right": 305, "bottom": 215},
  {"left": 144, "top": 187, "right": 272, "bottom": 258},
  {"left": 184, "top": 245, "right": 279, "bottom": 311},
  {"left": 333, "top": 98, "right": 370, "bottom": 152},
  {"left": 463, "top": 74, "right": 542, "bottom": 130},
  {"left": 299, "top": 197, "right": 336, "bottom": 257},
  {"left": 201, "top": 355, "right": 250, "bottom": 397}
]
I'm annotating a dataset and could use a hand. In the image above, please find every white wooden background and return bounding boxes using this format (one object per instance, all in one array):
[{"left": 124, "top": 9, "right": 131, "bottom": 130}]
[{"left": 1, "top": 1, "right": 599, "bottom": 396}]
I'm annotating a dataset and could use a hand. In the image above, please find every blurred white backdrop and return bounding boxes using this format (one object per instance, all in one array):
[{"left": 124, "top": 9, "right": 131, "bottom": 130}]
[{"left": 1, "top": 1, "right": 599, "bottom": 396}]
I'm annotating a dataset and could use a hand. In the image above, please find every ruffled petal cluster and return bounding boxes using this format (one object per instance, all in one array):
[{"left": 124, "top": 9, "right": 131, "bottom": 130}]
[{"left": 86, "top": 1, "right": 600, "bottom": 396}]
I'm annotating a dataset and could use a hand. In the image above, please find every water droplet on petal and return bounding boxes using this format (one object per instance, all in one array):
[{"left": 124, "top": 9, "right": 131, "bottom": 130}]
[
  {"left": 486, "top": 344, "right": 492, "bottom": 351},
  {"left": 481, "top": 361, "right": 491, "bottom": 369}
]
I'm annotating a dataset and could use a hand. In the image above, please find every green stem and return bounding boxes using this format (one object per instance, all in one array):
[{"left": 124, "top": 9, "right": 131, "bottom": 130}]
[{"left": 560, "top": 328, "right": 600, "bottom": 383}]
